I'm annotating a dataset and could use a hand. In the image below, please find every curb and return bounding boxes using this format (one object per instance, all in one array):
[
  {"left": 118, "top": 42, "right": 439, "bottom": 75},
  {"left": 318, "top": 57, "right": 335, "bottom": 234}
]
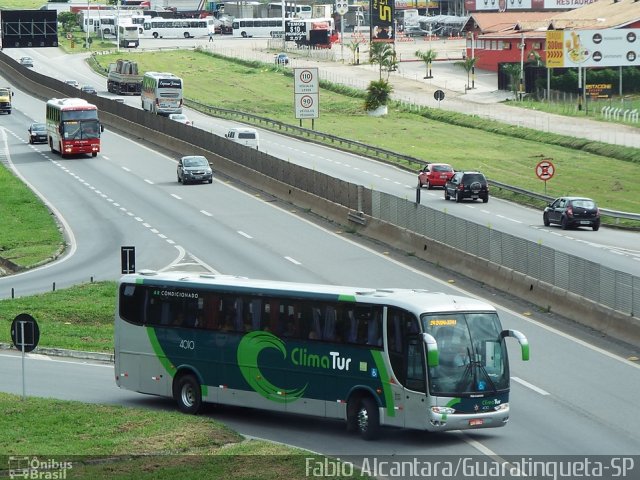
[{"left": 0, "top": 342, "right": 113, "bottom": 363}]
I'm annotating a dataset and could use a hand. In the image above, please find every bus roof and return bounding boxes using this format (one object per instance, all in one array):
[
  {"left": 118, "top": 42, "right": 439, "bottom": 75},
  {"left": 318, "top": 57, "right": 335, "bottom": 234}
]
[
  {"left": 143, "top": 71, "right": 182, "bottom": 79},
  {"left": 47, "top": 98, "right": 96, "bottom": 109},
  {"left": 120, "top": 271, "right": 496, "bottom": 314}
]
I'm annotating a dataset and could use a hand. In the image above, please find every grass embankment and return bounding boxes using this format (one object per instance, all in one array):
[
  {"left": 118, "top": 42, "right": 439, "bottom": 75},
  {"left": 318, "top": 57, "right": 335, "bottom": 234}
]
[
  {"left": 0, "top": 281, "right": 115, "bottom": 352},
  {"left": 0, "top": 392, "right": 352, "bottom": 479}
]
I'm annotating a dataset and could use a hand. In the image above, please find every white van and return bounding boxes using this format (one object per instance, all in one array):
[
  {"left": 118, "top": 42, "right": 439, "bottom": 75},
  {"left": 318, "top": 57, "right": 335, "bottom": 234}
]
[{"left": 225, "top": 127, "right": 259, "bottom": 149}]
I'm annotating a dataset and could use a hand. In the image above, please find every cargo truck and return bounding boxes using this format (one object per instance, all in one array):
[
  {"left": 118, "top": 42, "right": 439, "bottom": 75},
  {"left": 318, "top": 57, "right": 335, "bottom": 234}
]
[{"left": 107, "top": 60, "right": 142, "bottom": 95}]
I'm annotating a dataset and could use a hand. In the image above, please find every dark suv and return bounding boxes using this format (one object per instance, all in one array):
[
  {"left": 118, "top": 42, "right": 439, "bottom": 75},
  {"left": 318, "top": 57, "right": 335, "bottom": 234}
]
[{"left": 444, "top": 171, "right": 489, "bottom": 203}]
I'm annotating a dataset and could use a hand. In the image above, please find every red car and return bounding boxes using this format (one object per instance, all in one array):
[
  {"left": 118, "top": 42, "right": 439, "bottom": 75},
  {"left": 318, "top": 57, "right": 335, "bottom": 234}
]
[{"left": 418, "top": 163, "right": 455, "bottom": 189}]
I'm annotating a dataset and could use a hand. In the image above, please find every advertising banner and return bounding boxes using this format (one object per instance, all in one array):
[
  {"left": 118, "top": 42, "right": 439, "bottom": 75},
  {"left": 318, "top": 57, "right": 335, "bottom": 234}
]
[
  {"left": 370, "top": 0, "right": 394, "bottom": 43},
  {"left": 545, "top": 29, "right": 640, "bottom": 68}
]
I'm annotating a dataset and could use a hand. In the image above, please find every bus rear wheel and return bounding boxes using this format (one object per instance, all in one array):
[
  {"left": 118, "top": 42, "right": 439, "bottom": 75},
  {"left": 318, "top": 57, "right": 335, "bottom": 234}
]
[
  {"left": 351, "top": 396, "right": 379, "bottom": 440},
  {"left": 173, "top": 374, "right": 202, "bottom": 414}
]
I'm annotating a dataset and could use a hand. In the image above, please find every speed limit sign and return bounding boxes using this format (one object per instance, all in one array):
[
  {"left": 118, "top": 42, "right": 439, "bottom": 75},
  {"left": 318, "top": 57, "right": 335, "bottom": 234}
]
[{"left": 66, "top": 32, "right": 73, "bottom": 40}]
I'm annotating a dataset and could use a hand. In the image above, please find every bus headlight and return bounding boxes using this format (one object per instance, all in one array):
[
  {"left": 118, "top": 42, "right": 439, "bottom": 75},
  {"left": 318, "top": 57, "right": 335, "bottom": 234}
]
[
  {"left": 431, "top": 406, "right": 456, "bottom": 415},
  {"left": 495, "top": 402, "right": 509, "bottom": 411}
]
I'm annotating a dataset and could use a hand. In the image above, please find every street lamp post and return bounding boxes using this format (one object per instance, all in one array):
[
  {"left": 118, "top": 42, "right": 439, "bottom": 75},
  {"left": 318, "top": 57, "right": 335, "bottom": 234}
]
[
  {"left": 519, "top": 33, "right": 525, "bottom": 100},
  {"left": 85, "top": 0, "right": 90, "bottom": 49}
]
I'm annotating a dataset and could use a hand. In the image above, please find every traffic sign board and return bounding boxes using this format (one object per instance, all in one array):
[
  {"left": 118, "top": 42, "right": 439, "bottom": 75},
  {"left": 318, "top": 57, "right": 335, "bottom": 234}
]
[
  {"left": 433, "top": 90, "right": 445, "bottom": 101},
  {"left": 294, "top": 68, "right": 318, "bottom": 94},
  {"left": 536, "top": 160, "right": 555, "bottom": 181},
  {"left": 336, "top": 1, "right": 348, "bottom": 15},
  {"left": 11, "top": 313, "right": 40, "bottom": 353}
]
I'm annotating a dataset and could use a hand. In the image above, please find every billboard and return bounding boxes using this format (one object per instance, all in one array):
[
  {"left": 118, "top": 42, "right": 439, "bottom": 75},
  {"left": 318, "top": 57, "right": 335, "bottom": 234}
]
[
  {"left": 370, "top": 0, "right": 394, "bottom": 43},
  {"left": 0, "top": 10, "right": 58, "bottom": 48},
  {"left": 546, "top": 29, "right": 640, "bottom": 68},
  {"left": 464, "top": 0, "right": 595, "bottom": 11}
]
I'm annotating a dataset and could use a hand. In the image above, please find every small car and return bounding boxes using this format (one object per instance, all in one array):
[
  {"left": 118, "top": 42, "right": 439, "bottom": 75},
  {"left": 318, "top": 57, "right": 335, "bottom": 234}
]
[
  {"left": 418, "top": 163, "right": 454, "bottom": 189},
  {"left": 80, "top": 85, "right": 97, "bottom": 95},
  {"left": 168, "top": 113, "right": 193, "bottom": 126},
  {"left": 19, "top": 56, "right": 34, "bottom": 67},
  {"left": 28, "top": 122, "right": 47, "bottom": 144},
  {"left": 64, "top": 80, "right": 79, "bottom": 88},
  {"left": 274, "top": 52, "right": 289, "bottom": 65},
  {"left": 543, "top": 196, "right": 600, "bottom": 231},
  {"left": 444, "top": 171, "right": 489, "bottom": 203},
  {"left": 177, "top": 155, "right": 213, "bottom": 184}
]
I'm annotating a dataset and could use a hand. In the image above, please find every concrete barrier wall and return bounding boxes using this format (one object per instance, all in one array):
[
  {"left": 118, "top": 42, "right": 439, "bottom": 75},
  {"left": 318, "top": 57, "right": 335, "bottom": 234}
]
[{"left": 2, "top": 52, "right": 638, "bottom": 347}]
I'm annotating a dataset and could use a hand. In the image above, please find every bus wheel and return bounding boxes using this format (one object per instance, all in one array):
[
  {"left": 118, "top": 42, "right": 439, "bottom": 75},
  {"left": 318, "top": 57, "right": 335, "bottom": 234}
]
[
  {"left": 184, "top": 32, "right": 190, "bottom": 38},
  {"left": 174, "top": 374, "right": 202, "bottom": 414},
  {"left": 153, "top": 32, "right": 159, "bottom": 39},
  {"left": 241, "top": 31, "right": 248, "bottom": 38},
  {"left": 92, "top": 152, "right": 97, "bottom": 157},
  {"left": 356, "top": 397, "right": 380, "bottom": 440}
]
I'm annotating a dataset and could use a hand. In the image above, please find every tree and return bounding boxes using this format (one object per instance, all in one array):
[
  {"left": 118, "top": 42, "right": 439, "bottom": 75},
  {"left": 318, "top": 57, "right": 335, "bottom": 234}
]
[
  {"left": 58, "top": 12, "right": 78, "bottom": 33},
  {"left": 501, "top": 63, "right": 522, "bottom": 98},
  {"left": 455, "top": 57, "right": 477, "bottom": 90},
  {"left": 415, "top": 49, "right": 437, "bottom": 79},
  {"left": 364, "top": 79, "right": 393, "bottom": 111},
  {"left": 347, "top": 36, "right": 366, "bottom": 65},
  {"left": 369, "top": 41, "right": 396, "bottom": 80}
]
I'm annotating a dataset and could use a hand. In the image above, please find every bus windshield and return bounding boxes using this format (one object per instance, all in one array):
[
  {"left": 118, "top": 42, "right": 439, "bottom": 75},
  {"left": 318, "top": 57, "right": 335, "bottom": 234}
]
[
  {"left": 422, "top": 312, "right": 509, "bottom": 396},
  {"left": 62, "top": 120, "right": 101, "bottom": 140}
]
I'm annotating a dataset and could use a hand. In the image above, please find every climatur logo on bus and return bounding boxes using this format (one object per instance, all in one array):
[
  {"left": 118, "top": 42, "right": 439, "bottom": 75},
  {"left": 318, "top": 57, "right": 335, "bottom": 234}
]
[{"left": 237, "top": 331, "right": 353, "bottom": 403}]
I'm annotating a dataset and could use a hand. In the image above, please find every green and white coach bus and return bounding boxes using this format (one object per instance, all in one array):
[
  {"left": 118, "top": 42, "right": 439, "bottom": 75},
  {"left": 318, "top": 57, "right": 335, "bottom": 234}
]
[{"left": 115, "top": 271, "right": 529, "bottom": 440}]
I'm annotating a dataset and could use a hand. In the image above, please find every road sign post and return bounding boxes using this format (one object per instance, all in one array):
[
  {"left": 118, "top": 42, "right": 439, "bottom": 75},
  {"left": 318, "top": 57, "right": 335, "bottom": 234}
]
[
  {"left": 11, "top": 313, "right": 40, "bottom": 400},
  {"left": 535, "top": 159, "right": 555, "bottom": 195},
  {"left": 433, "top": 89, "right": 445, "bottom": 108}
]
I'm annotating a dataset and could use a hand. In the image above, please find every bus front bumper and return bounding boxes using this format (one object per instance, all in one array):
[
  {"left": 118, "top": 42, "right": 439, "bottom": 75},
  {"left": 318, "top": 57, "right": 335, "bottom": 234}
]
[{"left": 426, "top": 404, "right": 510, "bottom": 432}]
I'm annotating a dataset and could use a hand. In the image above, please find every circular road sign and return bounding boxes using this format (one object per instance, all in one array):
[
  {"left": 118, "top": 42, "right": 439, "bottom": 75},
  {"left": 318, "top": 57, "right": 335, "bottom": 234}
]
[
  {"left": 433, "top": 90, "right": 445, "bottom": 101},
  {"left": 536, "top": 160, "right": 555, "bottom": 181},
  {"left": 336, "top": 1, "right": 348, "bottom": 16},
  {"left": 66, "top": 32, "right": 73, "bottom": 40},
  {"left": 11, "top": 313, "right": 40, "bottom": 353}
]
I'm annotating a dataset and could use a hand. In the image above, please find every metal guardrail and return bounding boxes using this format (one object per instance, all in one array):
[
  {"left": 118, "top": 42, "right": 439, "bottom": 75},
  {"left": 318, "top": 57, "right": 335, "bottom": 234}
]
[{"left": 186, "top": 98, "right": 640, "bottom": 224}]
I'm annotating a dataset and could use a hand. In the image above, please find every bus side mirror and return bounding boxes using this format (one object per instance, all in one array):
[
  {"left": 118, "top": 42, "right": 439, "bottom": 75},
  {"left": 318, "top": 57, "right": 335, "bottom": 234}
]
[
  {"left": 100, "top": 124, "right": 105, "bottom": 133},
  {"left": 500, "top": 329, "right": 529, "bottom": 361},
  {"left": 422, "top": 332, "right": 438, "bottom": 366}
]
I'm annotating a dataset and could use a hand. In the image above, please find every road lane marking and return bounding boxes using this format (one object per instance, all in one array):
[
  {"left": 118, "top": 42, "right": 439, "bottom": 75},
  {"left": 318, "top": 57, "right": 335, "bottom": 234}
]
[
  {"left": 512, "top": 376, "right": 550, "bottom": 395},
  {"left": 285, "top": 256, "right": 301, "bottom": 265}
]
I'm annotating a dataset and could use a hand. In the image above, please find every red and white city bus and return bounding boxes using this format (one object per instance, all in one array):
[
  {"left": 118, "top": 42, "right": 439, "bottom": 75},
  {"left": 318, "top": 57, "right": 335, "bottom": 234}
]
[{"left": 46, "top": 98, "right": 104, "bottom": 157}]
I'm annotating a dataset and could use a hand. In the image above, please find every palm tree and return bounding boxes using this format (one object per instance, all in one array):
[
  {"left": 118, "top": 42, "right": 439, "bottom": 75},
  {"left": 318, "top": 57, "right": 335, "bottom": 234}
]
[
  {"left": 455, "top": 57, "right": 478, "bottom": 90},
  {"left": 364, "top": 79, "right": 394, "bottom": 112},
  {"left": 369, "top": 41, "right": 396, "bottom": 80},
  {"left": 501, "top": 63, "right": 522, "bottom": 98},
  {"left": 415, "top": 49, "right": 437, "bottom": 79},
  {"left": 347, "top": 37, "right": 366, "bottom": 65}
]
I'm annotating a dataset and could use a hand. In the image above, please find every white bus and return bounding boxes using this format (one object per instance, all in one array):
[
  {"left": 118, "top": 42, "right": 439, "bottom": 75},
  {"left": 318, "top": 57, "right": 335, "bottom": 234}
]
[
  {"left": 232, "top": 17, "right": 284, "bottom": 38},
  {"left": 267, "top": 2, "right": 313, "bottom": 19},
  {"left": 142, "top": 17, "right": 210, "bottom": 39},
  {"left": 118, "top": 24, "right": 140, "bottom": 48},
  {"left": 141, "top": 72, "right": 183, "bottom": 115},
  {"left": 114, "top": 271, "right": 530, "bottom": 440}
]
